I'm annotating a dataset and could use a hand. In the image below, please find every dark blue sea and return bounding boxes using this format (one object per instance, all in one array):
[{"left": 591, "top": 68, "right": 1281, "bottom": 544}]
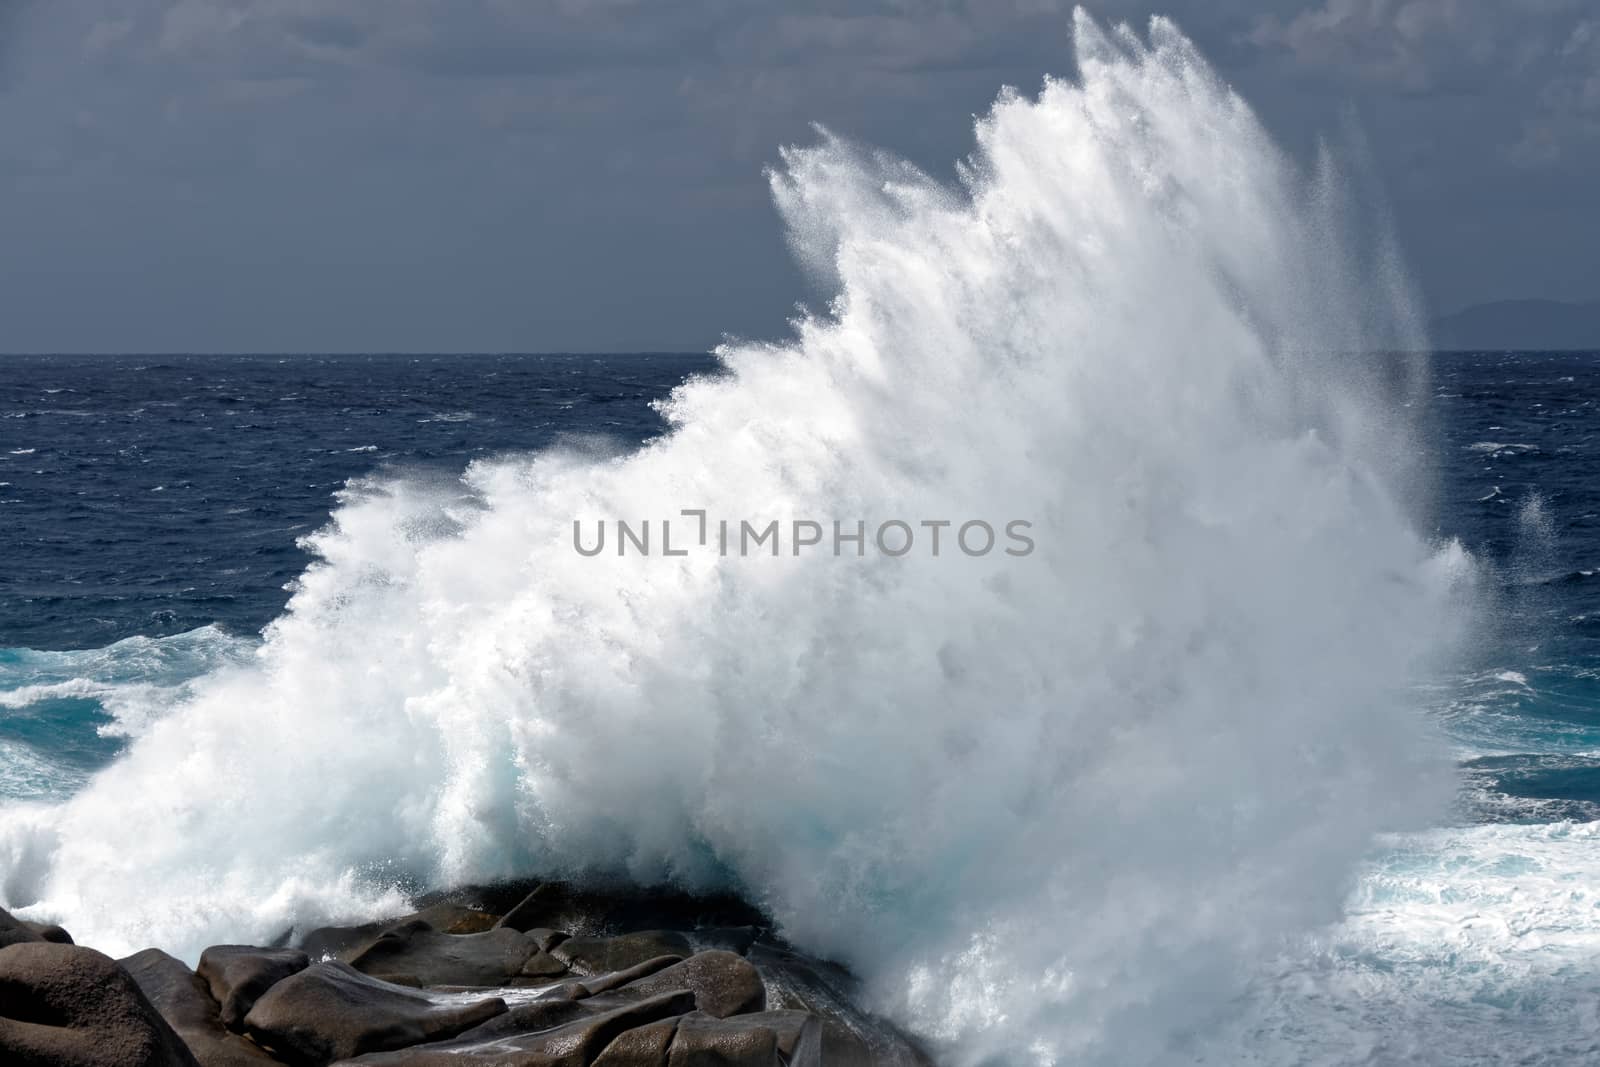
[
  {"left": 0, "top": 354, "right": 715, "bottom": 795},
  {"left": 5, "top": 352, "right": 1599, "bottom": 811},
  {"left": 4, "top": 351, "right": 1600, "bottom": 1062}
]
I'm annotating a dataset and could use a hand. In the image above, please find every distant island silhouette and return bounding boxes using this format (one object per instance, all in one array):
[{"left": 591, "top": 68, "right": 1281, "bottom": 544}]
[{"left": 1432, "top": 299, "right": 1600, "bottom": 351}]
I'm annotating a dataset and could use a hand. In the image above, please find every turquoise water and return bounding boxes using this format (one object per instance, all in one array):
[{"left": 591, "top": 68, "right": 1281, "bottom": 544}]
[
  {"left": 4, "top": 349, "right": 1600, "bottom": 1063},
  {"left": 7, "top": 351, "right": 1598, "bottom": 819}
]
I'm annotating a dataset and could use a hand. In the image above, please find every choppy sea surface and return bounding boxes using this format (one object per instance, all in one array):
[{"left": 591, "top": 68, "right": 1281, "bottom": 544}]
[
  {"left": 0, "top": 354, "right": 713, "bottom": 802},
  {"left": 3, "top": 349, "right": 1600, "bottom": 1061}
]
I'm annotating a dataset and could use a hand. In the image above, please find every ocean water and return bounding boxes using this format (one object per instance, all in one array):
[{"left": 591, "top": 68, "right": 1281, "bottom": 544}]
[{"left": 2, "top": 14, "right": 1599, "bottom": 1066}]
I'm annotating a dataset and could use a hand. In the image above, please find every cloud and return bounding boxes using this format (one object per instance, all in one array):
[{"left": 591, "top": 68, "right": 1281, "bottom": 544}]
[
  {"left": 1243, "top": 0, "right": 1600, "bottom": 179},
  {"left": 0, "top": 0, "right": 35, "bottom": 78},
  {"left": 0, "top": 0, "right": 1593, "bottom": 350},
  {"left": 9, "top": 0, "right": 1109, "bottom": 187},
  {"left": 1246, "top": 0, "right": 1582, "bottom": 95},
  {"left": 1510, "top": 18, "right": 1600, "bottom": 167}
]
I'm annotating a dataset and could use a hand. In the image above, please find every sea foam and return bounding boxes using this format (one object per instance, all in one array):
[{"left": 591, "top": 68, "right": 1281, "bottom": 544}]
[{"left": 1, "top": 13, "right": 1470, "bottom": 1065}]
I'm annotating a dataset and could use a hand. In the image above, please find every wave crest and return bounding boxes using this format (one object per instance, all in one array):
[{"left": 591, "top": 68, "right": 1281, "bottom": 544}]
[{"left": 1, "top": 14, "right": 1470, "bottom": 1065}]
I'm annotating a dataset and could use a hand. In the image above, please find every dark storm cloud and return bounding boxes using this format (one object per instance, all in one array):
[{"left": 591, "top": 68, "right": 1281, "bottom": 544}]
[
  {"left": 0, "top": 0, "right": 1593, "bottom": 352},
  {"left": 1245, "top": 0, "right": 1597, "bottom": 141},
  {"left": 0, "top": 0, "right": 32, "bottom": 73}
]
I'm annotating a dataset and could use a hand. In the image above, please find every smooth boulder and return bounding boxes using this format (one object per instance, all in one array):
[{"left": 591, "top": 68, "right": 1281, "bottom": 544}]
[
  {"left": 666, "top": 1011, "right": 820, "bottom": 1067},
  {"left": 404, "top": 905, "right": 500, "bottom": 936},
  {"left": 0, "top": 941, "right": 201, "bottom": 1067},
  {"left": 299, "top": 906, "right": 501, "bottom": 964},
  {"left": 244, "top": 961, "right": 506, "bottom": 1065},
  {"left": 519, "top": 950, "right": 570, "bottom": 980},
  {"left": 0, "top": 906, "right": 45, "bottom": 950},
  {"left": 333, "top": 990, "right": 694, "bottom": 1066},
  {"left": 613, "top": 951, "right": 765, "bottom": 1018},
  {"left": 23, "top": 922, "right": 74, "bottom": 945},
  {"left": 491, "top": 883, "right": 764, "bottom": 939},
  {"left": 689, "top": 927, "right": 757, "bottom": 957},
  {"left": 298, "top": 922, "right": 388, "bottom": 964},
  {"left": 121, "top": 949, "right": 279, "bottom": 1067},
  {"left": 347, "top": 921, "right": 535, "bottom": 987},
  {"left": 551, "top": 931, "right": 693, "bottom": 976},
  {"left": 492, "top": 884, "right": 575, "bottom": 934},
  {"left": 198, "top": 946, "right": 311, "bottom": 1031},
  {"left": 590, "top": 1017, "right": 678, "bottom": 1066},
  {"left": 561, "top": 955, "right": 683, "bottom": 999},
  {"left": 748, "top": 945, "right": 931, "bottom": 1067}
]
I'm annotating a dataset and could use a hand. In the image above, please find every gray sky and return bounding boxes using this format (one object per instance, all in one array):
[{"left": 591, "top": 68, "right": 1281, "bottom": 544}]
[{"left": 1, "top": 0, "right": 1595, "bottom": 353}]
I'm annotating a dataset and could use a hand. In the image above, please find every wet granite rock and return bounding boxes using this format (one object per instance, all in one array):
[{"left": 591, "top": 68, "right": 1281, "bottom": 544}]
[
  {"left": 492, "top": 884, "right": 572, "bottom": 934},
  {"left": 407, "top": 905, "right": 501, "bottom": 936},
  {"left": 589, "top": 1016, "right": 678, "bottom": 1066},
  {"left": 519, "top": 950, "right": 570, "bottom": 980},
  {"left": 348, "top": 920, "right": 535, "bottom": 987},
  {"left": 0, "top": 910, "right": 72, "bottom": 951},
  {"left": 198, "top": 946, "right": 311, "bottom": 1031},
  {"left": 522, "top": 928, "right": 570, "bottom": 953},
  {"left": 689, "top": 927, "right": 758, "bottom": 957},
  {"left": 331, "top": 990, "right": 695, "bottom": 1066},
  {"left": 0, "top": 941, "right": 201, "bottom": 1067},
  {"left": 666, "top": 1010, "right": 820, "bottom": 1066},
  {"left": 0, "top": 906, "right": 45, "bottom": 950},
  {"left": 4, "top": 881, "right": 931, "bottom": 1067},
  {"left": 242, "top": 961, "right": 506, "bottom": 1065},
  {"left": 565, "top": 955, "right": 684, "bottom": 998},
  {"left": 550, "top": 931, "right": 693, "bottom": 976},
  {"left": 748, "top": 945, "right": 932, "bottom": 1066},
  {"left": 299, "top": 906, "right": 502, "bottom": 965},
  {"left": 121, "top": 949, "right": 279, "bottom": 1067},
  {"left": 297, "top": 922, "right": 388, "bottom": 964},
  {"left": 492, "top": 883, "right": 764, "bottom": 939},
  {"left": 408, "top": 883, "right": 541, "bottom": 919},
  {"left": 612, "top": 951, "right": 765, "bottom": 1018},
  {"left": 23, "top": 922, "right": 74, "bottom": 945},
  {"left": 437, "top": 998, "right": 594, "bottom": 1041}
]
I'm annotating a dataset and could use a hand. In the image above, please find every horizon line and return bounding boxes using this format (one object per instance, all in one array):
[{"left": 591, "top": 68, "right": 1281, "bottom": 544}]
[{"left": 0, "top": 350, "right": 718, "bottom": 358}]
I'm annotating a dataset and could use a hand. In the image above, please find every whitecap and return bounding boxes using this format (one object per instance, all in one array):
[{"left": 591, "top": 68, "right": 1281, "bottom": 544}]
[{"left": 0, "top": 17, "right": 1472, "bottom": 1064}]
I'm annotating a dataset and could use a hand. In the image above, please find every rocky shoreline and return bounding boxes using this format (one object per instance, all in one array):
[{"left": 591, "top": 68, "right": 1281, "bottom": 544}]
[{"left": 0, "top": 882, "right": 932, "bottom": 1066}]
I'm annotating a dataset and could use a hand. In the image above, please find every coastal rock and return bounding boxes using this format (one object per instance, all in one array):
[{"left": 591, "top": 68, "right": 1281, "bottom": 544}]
[
  {"left": 406, "top": 905, "right": 500, "bottom": 936},
  {"left": 24, "top": 922, "right": 74, "bottom": 945},
  {"left": 198, "top": 946, "right": 311, "bottom": 1031},
  {"left": 0, "top": 941, "right": 201, "bottom": 1067},
  {"left": 612, "top": 951, "right": 765, "bottom": 1018},
  {"left": 347, "top": 920, "right": 535, "bottom": 987},
  {"left": 409, "top": 883, "right": 539, "bottom": 919},
  {"left": 492, "top": 883, "right": 764, "bottom": 938},
  {"left": 121, "top": 949, "right": 279, "bottom": 1067},
  {"left": 519, "top": 950, "right": 570, "bottom": 980},
  {"left": 748, "top": 945, "right": 931, "bottom": 1066},
  {"left": 1, "top": 884, "right": 929, "bottom": 1067},
  {"left": 666, "top": 1010, "right": 820, "bottom": 1067},
  {"left": 589, "top": 1017, "right": 678, "bottom": 1066},
  {"left": 690, "top": 927, "right": 758, "bottom": 956},
  {"left": 242, "top": 961, "right": 506, "bottom": 1065},
  {"left": 566, "top": 955, "right": 683, "bottom": 998},
  {"left": 298, "top": 922, "right": 387, "bottom": 964},
  {"left": 299, "top": 906, "right": 500, "bottom": 964},
  {"left": 522, "top": 928, "right": 570, "bottom": 953},
  {"left": 442, "top": 998, "right": 593, "bottom": 1039},
  {"left": 332, "top": 990, "right": 694, "bottom": 1066},
  {"left": 0, "top": 906, "right": 45, "bottom": 949},
  {"left": 492, "top": 884, "right": 572, "bottom": 934},
  {"left": 551, "top": 931, "right": 693, "bottom": 976}
]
